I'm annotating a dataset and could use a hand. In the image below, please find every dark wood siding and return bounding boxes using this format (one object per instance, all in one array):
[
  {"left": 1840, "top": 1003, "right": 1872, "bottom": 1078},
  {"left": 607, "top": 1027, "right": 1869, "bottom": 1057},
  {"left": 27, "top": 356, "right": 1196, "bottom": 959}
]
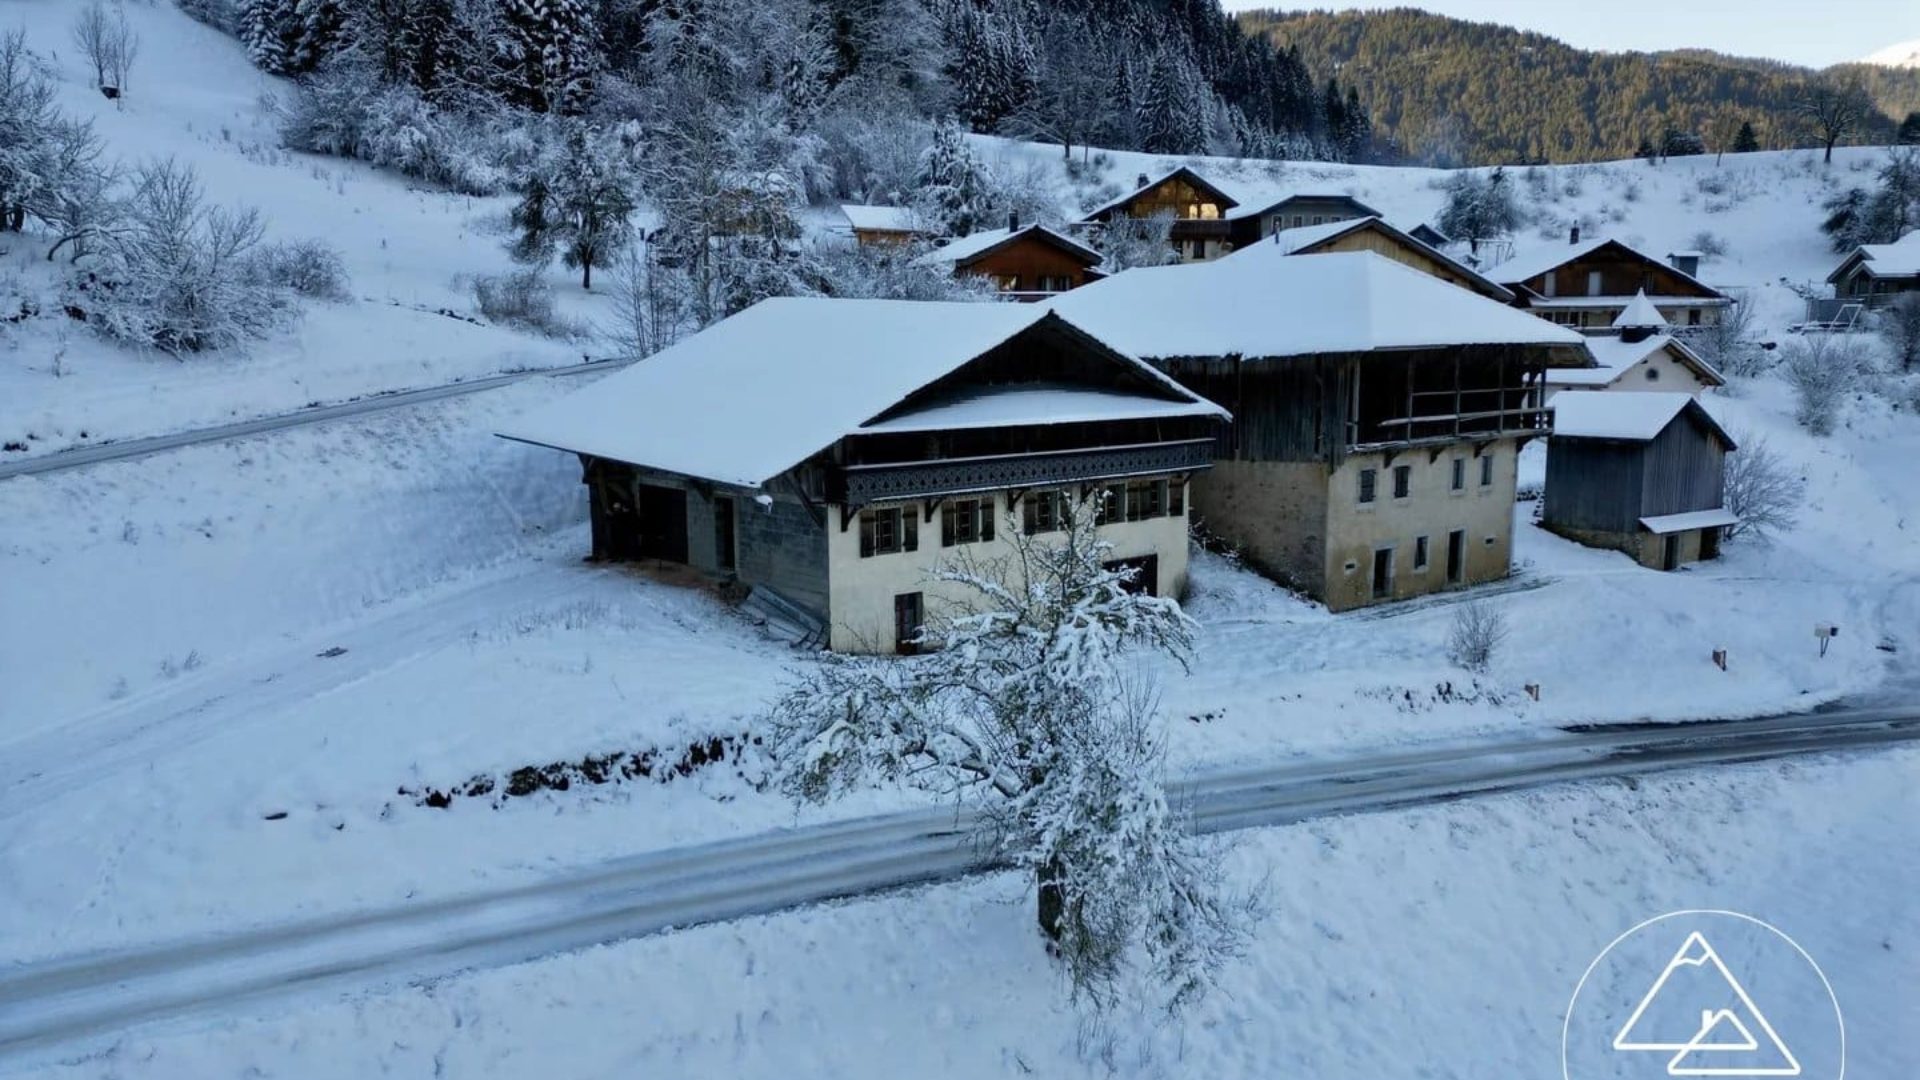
[
  {"left": 1155, "top": 356, "right": 1337, "bottom": 463},
  {"left": 1640, "top": 414, "right": 1727, "bottom": 517},
  {"left": 1543, "top": 439, "right": 1645, "bottom": 532}
]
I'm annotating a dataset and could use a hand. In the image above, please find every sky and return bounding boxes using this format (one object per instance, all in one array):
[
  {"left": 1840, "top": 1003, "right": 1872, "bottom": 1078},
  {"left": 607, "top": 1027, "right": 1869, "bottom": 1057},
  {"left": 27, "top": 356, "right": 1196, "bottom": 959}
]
[{"left": 1220, "top": 2, "right": 1920, "bottom": 69}]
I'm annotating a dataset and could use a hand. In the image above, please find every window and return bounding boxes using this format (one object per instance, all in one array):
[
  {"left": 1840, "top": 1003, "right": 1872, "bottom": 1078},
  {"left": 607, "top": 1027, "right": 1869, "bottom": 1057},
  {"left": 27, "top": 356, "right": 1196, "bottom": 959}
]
[
  {"left": 1479, "top": 454, "right": 1494, "bottom": 487},
  {"left": 1169, "top": 479, "right": 1185, "bottom": 516},
  {"left": 1098, "top": 484, "right": 1123, "bottom": 524},
  {"left": 1358, "top": 468, "right": 1377, "bottom": 504},
  {"left": 1123, "top": 479, "right": 1166, "bottom": 522},
  {"left": 1542, "top": 273, "right": 1557, "bottom": 298},
  {"left": 1450, "top": 458, "right": 1466, "bottom": 492},
  {"left": 1040, "top": 275, "right": 1073, "bottom": 293},
  {"left": 894, "top": 592, "right": 924, "bottom": 655},
  {"left": 858, "top": 506, "right": 917, "bottom": 557},
  {"left": 1023, "top": 490, "right": 1065, "bottom": 534},
  {"left": 1645, "top": 366, "right": 1660, "bottom": 381},
  {"left": 941, "top": 498, "right": 994, "bottom": 546},
  {"left": 1688, "top": 309, "right": 1702, "bottom": 326},
  {"left": 1393, "top": 465, "right": 1411, "bottom": 499},
  {"left": 1414, "top": 535, "right": 1431, "bottom": 571},
  {"left": 1586, "top": 269, "right": 1603, "bottom": 296}
]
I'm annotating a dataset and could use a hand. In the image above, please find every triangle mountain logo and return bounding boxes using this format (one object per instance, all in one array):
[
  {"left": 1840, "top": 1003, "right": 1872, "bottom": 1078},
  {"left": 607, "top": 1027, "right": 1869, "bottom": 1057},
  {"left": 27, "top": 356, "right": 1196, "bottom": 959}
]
[{"left": 1612, "top": 932, "right": 1802, "bottom": 1077}]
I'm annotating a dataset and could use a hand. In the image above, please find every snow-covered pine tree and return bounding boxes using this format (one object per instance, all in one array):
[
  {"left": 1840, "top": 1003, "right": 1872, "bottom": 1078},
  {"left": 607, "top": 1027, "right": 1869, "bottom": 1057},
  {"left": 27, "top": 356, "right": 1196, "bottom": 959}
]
[
  {"left": 914, "top": 116, "right": 991, "bottom": 238},
  {"left": 499, "top": 0, "right": 597, "bottom": 114},
  {"left": 1733, "top": 120, "right": 1760, "bottom": 154},
  {"left": 238, "top": 0, "right": 298, "bottom": 74},
  {"left": 1136, "top": 50, "right": 1194, "bottom": 156},
  {"left": 508, "top": 122, "right": 637, "bottom": 289},
  {"left": 287, "top": 0, "right": 345, "bottom": 73}
]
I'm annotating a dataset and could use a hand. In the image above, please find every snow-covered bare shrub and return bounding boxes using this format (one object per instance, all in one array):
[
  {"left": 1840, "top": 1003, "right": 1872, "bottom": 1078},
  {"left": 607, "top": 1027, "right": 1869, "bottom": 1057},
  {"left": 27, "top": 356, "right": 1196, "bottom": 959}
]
[
  {"left": 472, "top": 269, "right": 572, "bottom": 337},
  {"left": 1876, "top": 294, "right": 1920, "bottom": 372},
  {"left": 769, "top": 503, "right": 1255, "bottom": 1012},
  {"left": 811, "top": 240, "right": 996, "bottom": 302},
  {"left": 1, "top": 30, "right": 59, "bottom": 233},
  {"left": 1090, "top": 211, "right": 1179, "bottom": 272},
  {"left": 250, "top": 238, "right": 349, "bottom": 300},
  {"left": 812, "top": 103, "right": 930, "bottom": 204},
  {"left": 1687, "top": 230, "right": 1728, "bottom": 259},
  {"left": 1781, "top": 335, "right": 1864, "bottom": 436},
  {"left": 1690, "top": 294, "right": 1766, "bottom": 377},
  {"left": 71, "top": 1, "right": 139, "bottom": 98},
  {"left": 1446, "top": 602, "right": 1507, "bottom": 674},
  {"left": 1721, "top": 432, "right": 1804, "bottom": 543},
  {"left": 76, "top": 159, "right": 290, "bottom": 354}
]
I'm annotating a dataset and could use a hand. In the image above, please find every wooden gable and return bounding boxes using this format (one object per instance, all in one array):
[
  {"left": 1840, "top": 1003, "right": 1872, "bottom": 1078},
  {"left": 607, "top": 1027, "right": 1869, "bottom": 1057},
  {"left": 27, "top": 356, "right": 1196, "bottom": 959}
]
[
  {"left": 1524, "top": 241, "right": 1723, "bottom": 300},
  {"left": 1290, "top": 220, "right": 1512, "bottom": 302},
  {"left": 1090, "top": 167, "right": 1239, "bottom": 222}
]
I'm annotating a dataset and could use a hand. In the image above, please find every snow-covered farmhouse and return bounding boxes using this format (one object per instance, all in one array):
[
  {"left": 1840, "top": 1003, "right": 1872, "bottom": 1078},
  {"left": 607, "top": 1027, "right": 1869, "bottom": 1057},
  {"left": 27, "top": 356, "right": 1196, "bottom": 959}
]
[
  {"left": 1542, "top": 291, "right": 1725, "bottom": 401},
  {"left": 498, "top": 299, "right": 1227, "bottom": 652},
  {"left": 1542, "top": 393, "right": 1737, "bottom": 571},
  {"left": 839, "top": 204, "right": 927, "bottom": 248},
  {"left": 913, "top": 219, "right": 1106, "bottom": 300},
  {"left": 1223, "top": 215, "right": 1514, "bottom": 302},
  {"left": 1484, "top": 233, "right": 1734, "bottom": 331},
  {"left": 1075, "top": 166, "right": 1382, "bottom": 263},
  {"left": 1053, "top": 251, "right": 1591, "bottom": 611},
  {"left": 1824, "top": 229, "right": 1920, "bottom": 310}
]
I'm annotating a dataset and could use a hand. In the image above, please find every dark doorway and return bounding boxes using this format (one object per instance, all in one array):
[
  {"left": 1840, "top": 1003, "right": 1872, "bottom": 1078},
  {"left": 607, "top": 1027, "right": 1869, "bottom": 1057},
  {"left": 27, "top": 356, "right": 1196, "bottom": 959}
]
[
  {"left": 714, "top": 496, "right": 737, "bottom": 573},
  {"left": 1699, "top": 527, "right": 1721, "bottom": 561},
  {"left": 588, "top": 461, "right": 643, "bottom": 561},
  {"left": 1370, "top": 547, "right": 1394, "bottom": 600},
  {"left": 894, "top": 592, "right": 925, "bottom": 655},
  {"left": 1661, "top": 533, "right": 1682, "bottom": 571},
  {"left": 1446, "top": 529, "right": 1466, "bottom": 586},
  {"left": 1103, "top": 555, "right": 1159, "bottom": 597},
  {"left": 636, "top": 483, "right": 689, "bottom": 563}
]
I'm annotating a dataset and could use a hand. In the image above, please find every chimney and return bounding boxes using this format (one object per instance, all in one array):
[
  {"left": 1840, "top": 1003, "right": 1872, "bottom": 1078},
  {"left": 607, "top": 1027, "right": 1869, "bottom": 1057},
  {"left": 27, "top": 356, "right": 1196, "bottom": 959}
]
[
  {"left": 1136, "top": 172, "right": 1150, "bottom": 189},
  {"left": 1008, "top": 209, "right": 1019, "bottom": 233},
  {"left": 1668, "top": 251, "right": 1700, "bottom": 278},
  {"left": 1570, "top": 225, "right": 1581, "bottom": 245}
]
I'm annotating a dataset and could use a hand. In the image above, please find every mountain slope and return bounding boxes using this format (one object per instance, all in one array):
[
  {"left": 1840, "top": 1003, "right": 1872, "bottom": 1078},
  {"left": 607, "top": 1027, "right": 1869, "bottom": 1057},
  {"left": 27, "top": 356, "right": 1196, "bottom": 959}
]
[
  {"left": 1238, "top": 7, "right": 1920, "bottom": 165},
  {"left": 1864, "top": 40, "right": 1920, "bottom": 69}
]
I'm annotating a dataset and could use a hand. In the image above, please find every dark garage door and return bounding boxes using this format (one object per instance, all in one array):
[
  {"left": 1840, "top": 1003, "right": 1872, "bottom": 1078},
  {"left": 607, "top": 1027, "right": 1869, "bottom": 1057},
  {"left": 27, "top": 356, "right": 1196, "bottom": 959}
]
[{"left": 637, "top": 484, "right": 689, "bottom": 563}]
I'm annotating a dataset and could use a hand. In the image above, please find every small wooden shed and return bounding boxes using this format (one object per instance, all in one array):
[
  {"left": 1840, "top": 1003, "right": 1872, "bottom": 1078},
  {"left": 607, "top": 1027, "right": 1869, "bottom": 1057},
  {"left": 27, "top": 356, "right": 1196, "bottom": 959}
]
[{"left": 1542, "top": 393, "right": 1738, "bottom": 570}]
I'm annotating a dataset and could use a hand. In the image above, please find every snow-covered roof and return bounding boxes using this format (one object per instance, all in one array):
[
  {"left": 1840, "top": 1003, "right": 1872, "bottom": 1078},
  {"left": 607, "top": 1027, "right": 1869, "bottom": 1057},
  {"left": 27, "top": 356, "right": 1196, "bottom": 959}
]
[
  {"left": 1078, "top": 166, "right": 1240, "bottom": 221},
  {"left": 1640, "top": 508, "right": 1740, "bottom": 534},
  {"left": 1483, "top": 237, "right": 1729, "bottom": 300},
  {"left": 498, "top": 300, "right": 1176, "bottom": 488},
  {"left": 1521, "top": 295, "right": 1731, "bottom": 309},
  {"left": 840, "top": 205, "right": 922, "bottom": 233},
  {"left": 1223, "top": 192, "right": 1383, "bottom": 223},
  {"left": 1550, "top": 391, "right": 1717, "bottom": 441},
  {"left": 860, "top": 385, "right": 1224, "bottom": 434},
  {"left": 1256, "top": 217, "right": 1367, "bottom": 255},
  {"left": 1227, "top": 216, "right": 1514, "bottom": 302},
  {"left": 1049, "top": 250, "right": 1586, "bottom": 363},
  {"left": 913, "top": 224, "right": 1101, "bottom": 269},
  {"left": 1547, "top": 334, "right": 1723, "bottom": 388},
  {"left": 1612, "top": 290, "right": 1669, "bottom": 329},
  {"left": 1847, "top": 230, "right": 1920, "bottom": 277}
]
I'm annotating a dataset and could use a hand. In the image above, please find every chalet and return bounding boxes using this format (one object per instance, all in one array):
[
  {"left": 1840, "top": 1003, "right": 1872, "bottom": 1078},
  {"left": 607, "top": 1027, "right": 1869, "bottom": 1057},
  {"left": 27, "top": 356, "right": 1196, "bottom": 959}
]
[
  {"left": 1542, "top": 393, "right": 1738, "bottom": 571},
  {"left": 1484, "top": 234, "right": 1734, "bottom": 332},
  {"left": 1824, "top": 229, "right": 1920, "bottom": 309},
  {"left": 840, "top": 204, "right": 927, "bottom": 247},
  {"left": 1077, "top": 166, "right": 1240, "bottom": 262},
  {"left": 1543, "top": 292, "right": 1725, "bottom": 401},
  {"left": 1052, "top": 251, "right": 1590, "bottom": 611},
  {"left": 914, "top": 219, "right": 1106, "bottom": 300},
  {"left": 1225, "top": 193, "right": 1385, "bottom": 248},
  {"left": 498, "top": 299, "right": 1226, "bottom": 653},
  {"left": 1224, "top": 216, "right": 1515, "bottom": 303}
]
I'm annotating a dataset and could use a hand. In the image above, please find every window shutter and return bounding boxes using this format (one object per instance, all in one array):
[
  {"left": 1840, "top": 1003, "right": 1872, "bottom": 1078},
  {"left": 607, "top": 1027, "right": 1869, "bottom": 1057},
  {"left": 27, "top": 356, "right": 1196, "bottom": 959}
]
[
  {"left": 941, "top": 505, "right": 956, "bottom": 547},
  {"left": 860, "top": 513, "right": 875, "bottom": 558},
  {"left": 1169, "top": 480, "right": 1184, "bottom": 516},
  {"left": 980, "top": 502, "right": 994, "bottom": 543},
  {"left": 902, "top": 509, "right": 917, "bottom": 552}
]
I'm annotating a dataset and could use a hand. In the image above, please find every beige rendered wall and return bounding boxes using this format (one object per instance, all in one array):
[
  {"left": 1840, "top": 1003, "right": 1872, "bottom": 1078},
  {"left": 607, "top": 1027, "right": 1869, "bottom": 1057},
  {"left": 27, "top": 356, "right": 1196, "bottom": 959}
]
[
  {"left": 1544, "top": 349, "right": 1715, "bottom": 402},
  {"left": 1320, "top": 441, "right": 1520, "bottom": 611},
  {"left": 1187, "top": 459, "right": 1331, "bottom": 595},
  {"left": 824, "top": 490, "right": 1192, "bottom": 653}
]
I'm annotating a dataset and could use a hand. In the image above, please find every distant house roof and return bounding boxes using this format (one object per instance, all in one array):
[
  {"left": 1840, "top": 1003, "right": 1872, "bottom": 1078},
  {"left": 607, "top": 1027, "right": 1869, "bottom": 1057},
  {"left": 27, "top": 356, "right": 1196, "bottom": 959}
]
[
  {"left": 1612, "top": 289, "right": 1669, "bottom": 329},
  {"left": 1078, "top": 166, "right": 1241, "bottom": 222},
  {"left": 1224, "top": 191, "right": 1384, "bottom": 223},
  {"left": 1550, "top": 391, "right": 1734, "bottom": 446},
  {"left": 1407, "top": 223, "right": 1451, "bottom": 247},
  {"left": 1049, "top": 250, "right": 1587, "bottom": 364},
  {"left": 840, "top": 204, "right": 923, "bottom": 234},
  {"left": 1227, "top": 216, "right": 1514, "bottom": 303},
  {"left": 1484, "top": 237, "right": 1731, "bottom": 301},
  {"left": 1826, "top": 229, "right": 1920, "bottom": 283},
  {"left": 1548, "top": 334, "right": 1724, "bottom": 388},
  {"left": 497, "top": 300, "right": 1216, "bottom": 489},
  {"left": 859, "top": 384, "right": 1223, "bottom": 434},
  {"left": 913, "top": 223, "right": 1102, "bottom": 270}
]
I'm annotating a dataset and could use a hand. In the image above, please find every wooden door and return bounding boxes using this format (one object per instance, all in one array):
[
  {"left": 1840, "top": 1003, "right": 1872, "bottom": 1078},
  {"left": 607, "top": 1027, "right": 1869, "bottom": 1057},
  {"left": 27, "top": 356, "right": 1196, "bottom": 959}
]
[{"left": 714, "top": 496, "right": 736, "bottom": 573}]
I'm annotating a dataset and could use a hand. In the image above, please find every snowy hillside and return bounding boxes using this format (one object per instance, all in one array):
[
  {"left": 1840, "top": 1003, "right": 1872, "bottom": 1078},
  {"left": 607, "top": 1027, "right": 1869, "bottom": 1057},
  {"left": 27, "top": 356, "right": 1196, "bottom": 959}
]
[{"left": 1863, "top": 39, "right": 1920, "bottom": 68}]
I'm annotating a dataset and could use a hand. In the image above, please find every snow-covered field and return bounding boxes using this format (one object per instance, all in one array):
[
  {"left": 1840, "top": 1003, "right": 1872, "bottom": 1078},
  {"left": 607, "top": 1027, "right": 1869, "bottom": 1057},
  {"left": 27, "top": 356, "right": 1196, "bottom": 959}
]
[
  {"left": 3, "top": 1, "right": 1918, "bottom": 1070},
  {"left": 15, "top": 749, "right": 1913, "bottom": 1079}
]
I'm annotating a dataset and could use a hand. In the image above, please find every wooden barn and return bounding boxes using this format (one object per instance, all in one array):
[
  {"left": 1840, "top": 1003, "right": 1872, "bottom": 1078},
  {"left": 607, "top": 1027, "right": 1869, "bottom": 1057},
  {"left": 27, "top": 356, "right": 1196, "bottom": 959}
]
[
  {"left": 1053, "top": 251, "right": 1590, "bottom": 610},
  {"left": 498, "top": 300, "right": 1226, "bottom": 652},
  {"left": 1222, "top": 215, "right": 1515, "bottom": 302},
  {"left": 1076, "top": 166, "right": 1241, "bottom": 262},
  {"left": 1542, "top": 393, "right": 1738, "bottom": 570},
  {"left": 1484, "top": 233, "right": 1734, "bottom": 331},
  {"left": 839, "top": 204, "right": 927, "bottom": 247},
  {"left": 1543, "top": 292, "right": 1725, "bottom": 401},
  {"left": 914, "top": 220, "right": 1105, "bottom": 299}
]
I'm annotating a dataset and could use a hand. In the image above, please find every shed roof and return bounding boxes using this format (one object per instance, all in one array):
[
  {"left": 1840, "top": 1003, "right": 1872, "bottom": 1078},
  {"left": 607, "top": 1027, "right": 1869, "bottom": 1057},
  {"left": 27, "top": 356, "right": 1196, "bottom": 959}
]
[
  {"left": 912, "top": 223, "right": 1102, "bottom": 269},
  {"left": 1229, "top": 215, "right": 1515, "bottom": 302},
  {"left": 1049, "top": 250, "right": 1586, "bottom": 363},
  {"left": 498, "top": 300, "right": 1207, "bottom": 489},
  {"left": 840, "top": 204, "right": 923, "bottom": 233},
  {"left": 1550, "top": 391, "right": 1733, "bottom": 446},
  {"left": 1640, "top": 508, "right": 1740, "bottom": 534}
]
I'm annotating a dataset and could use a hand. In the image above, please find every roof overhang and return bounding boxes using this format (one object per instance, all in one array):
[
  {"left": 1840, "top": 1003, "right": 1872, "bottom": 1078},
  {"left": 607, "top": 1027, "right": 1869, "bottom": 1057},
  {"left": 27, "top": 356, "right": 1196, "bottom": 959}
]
[{"left": 1640, "top": 508, "right": 1740, "bottom": 534}]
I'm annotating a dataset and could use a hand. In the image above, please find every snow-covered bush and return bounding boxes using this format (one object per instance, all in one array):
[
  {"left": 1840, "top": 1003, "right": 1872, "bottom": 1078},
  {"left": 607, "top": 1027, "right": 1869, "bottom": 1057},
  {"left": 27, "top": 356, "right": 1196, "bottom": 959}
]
[
  {"left": 75, "top": 159, "right": 290, "bottom": 355},
  {"left": 1089, "top": 211, "right": 1180, "bottom": 272},
  {"left": 769, "top": 503, "right": 1254, "bottom": 1012},
  {"left": 1, "top": 30, "right": 59, "bottom": 232},
  {"left": 1446, "top": 602, "right": 1507, "bottom": 674},
  {"left": 278, "top": 61, "right": 509, "bottom": 196},
  {"left": 250, "top": 238, "right": 349, "bottom": 301},
  {"left": 811, "top": 240, "right": 996, "bottom": 302},
  {"left": 1721, "top": 432, "right": 1804, "bottom": 543},
  {"left": 1691, "top": 294, "right": 1766, "bottom": 378},
  {"left": 472, "top": 269, "right": 573, "bottom": 338},
  {"left": 1782, "top": 335, "right": 1864, "bottom": 436},
  {"left": 812, "top": 103, "right": 931, "bottom": 204},
  {"left": 1437, "top": 167, "right": 1520, "bottom": 245},
  {"left": 1688, "top": 230, "right": 1728, "bottom": 258},
  {"left": 1876, "top": 294, "right": 1920, "bottom": 372}
]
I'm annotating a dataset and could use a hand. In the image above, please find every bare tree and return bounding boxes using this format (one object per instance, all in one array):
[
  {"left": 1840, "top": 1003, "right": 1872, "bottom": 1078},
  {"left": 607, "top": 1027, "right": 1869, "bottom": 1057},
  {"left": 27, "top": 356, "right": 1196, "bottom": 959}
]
[
  {"left": 1446, "top": 601, "right": 1508, "bottom": 674},
  {"left": 770, "top": 502, "right": 1255, "bottom": 1012},
  {"left": 1721, "top": 432, "right": 1804, "bottom": 543},
  {"left": 1689, "top": 291, "right": 1765, "bottom": 378},
  {"left": 1877, "top": 293, "right": 1920, "bottom": 372},
  {"left": 1795, "top": 77, "right": 1874, "bottom": 165},
  {"left": 1006, "top": 12, "right": 1108, "bottom": 162},
  {"left": 1781, "top": 334, "right": 1864, "bottom": 436},
  {"left": 72, "top": 1, "right": 140, "bottom": 101}
]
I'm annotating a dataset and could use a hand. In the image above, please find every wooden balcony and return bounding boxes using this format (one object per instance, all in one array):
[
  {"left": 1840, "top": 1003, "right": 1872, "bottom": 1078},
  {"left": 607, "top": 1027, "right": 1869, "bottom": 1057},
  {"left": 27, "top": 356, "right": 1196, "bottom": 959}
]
[{"left": 835, "top": 439, "right": 1216, "bottom": 510}]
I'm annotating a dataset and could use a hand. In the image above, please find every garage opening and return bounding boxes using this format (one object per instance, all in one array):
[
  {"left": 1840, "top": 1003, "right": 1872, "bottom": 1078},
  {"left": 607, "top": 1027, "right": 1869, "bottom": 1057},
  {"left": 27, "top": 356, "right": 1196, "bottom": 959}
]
[{"left": 637, "top": 483, "right": 689, "bottom": 563}]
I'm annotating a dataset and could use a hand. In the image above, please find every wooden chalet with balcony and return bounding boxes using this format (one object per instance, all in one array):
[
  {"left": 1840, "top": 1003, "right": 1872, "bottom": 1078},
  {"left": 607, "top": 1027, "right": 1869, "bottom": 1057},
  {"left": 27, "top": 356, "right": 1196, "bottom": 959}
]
[
  {"left": 1821, "top": 229, "right": 1920, "bottom": 315},
  {"left": 1077, "top": 166, "right": 1241, "bottom": 262},
  {"left": 497, "top": 299, "right": 1226, "bottom": 652},
  {"left": 1054, "top": 251, "right": 1589, "bottom": 610},
  {"left": 1484, "top": 233, "right": 1733, "bottom": 331},
  {"left": 914, "top": 218, "right": 1106, "bottom": 300}
]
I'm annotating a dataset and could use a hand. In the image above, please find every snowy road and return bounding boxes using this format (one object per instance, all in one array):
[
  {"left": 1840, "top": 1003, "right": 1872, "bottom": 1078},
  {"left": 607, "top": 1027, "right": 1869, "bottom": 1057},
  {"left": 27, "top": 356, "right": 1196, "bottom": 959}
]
[
  {"left": 0, "top": 706, "right": 1912, "bottom": 1063},
  {"left": 0, "top": 358, "right": 625, "bottom": 480}
]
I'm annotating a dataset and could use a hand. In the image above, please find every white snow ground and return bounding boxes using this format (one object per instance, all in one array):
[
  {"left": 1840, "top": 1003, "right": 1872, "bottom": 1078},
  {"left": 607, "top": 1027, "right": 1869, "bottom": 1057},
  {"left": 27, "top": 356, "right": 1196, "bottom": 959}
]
[{"left": 11, "top": 749, "right": 1913, "bottom": 1079}]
